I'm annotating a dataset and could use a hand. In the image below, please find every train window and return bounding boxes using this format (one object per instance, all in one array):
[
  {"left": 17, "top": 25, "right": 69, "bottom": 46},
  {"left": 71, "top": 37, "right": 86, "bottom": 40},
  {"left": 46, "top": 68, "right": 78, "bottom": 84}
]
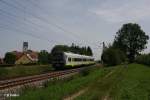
[
  {"left": 83, "top": 59, "right": 86, "bottom": 61},
  {"left": 74, "top": 58, "right": 82, "bottom": 61},
  {"left": 78, "top": 58, "right": 82, "bottom": 61},
  {"left": 68, "top": 58, "right": 71, "bottom": 62},
  {"left": 72, "top": 58, "right": 74, "bottom": 61}
]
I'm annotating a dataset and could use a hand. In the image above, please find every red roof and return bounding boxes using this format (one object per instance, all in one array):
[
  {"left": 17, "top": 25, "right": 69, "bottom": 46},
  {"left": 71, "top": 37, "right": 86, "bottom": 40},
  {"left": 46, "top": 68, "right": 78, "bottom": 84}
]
[
  {"left": 28, "top": 52, "right": 38, "bottom": 60},
  {"left": 12, "top": 50, "right": 38, "bottom": 61},
  {"left": 12, "top": 51, "right": 24, "bottom": 60}
]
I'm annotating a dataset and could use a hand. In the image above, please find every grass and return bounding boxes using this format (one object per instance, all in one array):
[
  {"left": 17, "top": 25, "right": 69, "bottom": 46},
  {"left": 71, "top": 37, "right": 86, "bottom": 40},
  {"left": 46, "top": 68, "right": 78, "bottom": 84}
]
[
  {"left": 0, "top": 65, "right": 53, "bottom": 80},
  {"left": 12, "top": 64, "right": 150, "bottom": 100},
  {"left": 76, "top": 64, "right": 150, "bottom": 100},
  {"left": 110, "top": 64, "right": 150, "bottom": 100},
  {"left": 12, "top": 66, "right": 115, "bottom": 100}
]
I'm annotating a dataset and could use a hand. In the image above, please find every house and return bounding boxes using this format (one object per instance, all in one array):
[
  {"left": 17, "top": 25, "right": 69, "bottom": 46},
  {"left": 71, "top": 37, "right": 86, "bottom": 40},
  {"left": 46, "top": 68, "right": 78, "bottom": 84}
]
[
  {"left": 14, "top": 51, "right": 38, "bottom": 65},
  {"left": 12, "top": 51, "right": 24, "bottom": 60}
]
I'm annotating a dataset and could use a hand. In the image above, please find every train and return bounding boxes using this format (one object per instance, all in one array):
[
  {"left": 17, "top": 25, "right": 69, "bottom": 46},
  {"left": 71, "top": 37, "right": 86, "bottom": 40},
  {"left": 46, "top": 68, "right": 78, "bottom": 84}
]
[{"left": 52, "top": 52, "right": 95, "bottom": 69}]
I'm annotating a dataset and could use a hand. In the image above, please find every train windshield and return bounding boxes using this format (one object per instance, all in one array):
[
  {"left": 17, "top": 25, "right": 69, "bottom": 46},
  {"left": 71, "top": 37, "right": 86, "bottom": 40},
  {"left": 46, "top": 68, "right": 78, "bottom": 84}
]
[{"left": 52, "top": 52, "right": 64, "bottom": 61}]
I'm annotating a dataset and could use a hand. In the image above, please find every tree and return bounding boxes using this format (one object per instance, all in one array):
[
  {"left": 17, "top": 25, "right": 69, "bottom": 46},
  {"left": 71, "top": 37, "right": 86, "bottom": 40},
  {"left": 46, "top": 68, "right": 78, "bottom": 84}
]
[
  {"left": 87, "top": 46, "right": 93, "bottom": 56},
  {"left": 48, "top": 53, "right": 52, "bottom": 63},
  {"left": 38, "top": 50, "right": 49, "bottom": 64},
  {"left": 101, "top": 46, "right": 126, "bottom": 66},
  {"left": 51, "top": 45, "right": 70, "bottom": 54},
  {"left": 51, "top": 44, "right": 93, "bottom": 56},
  {"left": 113, "top": 23, "right": 149, "bottom": 62},
  {"left": 4, "top": 52, "right": 16, "bottom": 64}
]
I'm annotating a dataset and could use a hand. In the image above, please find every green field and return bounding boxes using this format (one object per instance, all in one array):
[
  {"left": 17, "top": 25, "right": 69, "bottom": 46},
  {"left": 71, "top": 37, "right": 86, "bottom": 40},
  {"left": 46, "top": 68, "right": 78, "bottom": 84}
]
[
  {"left": 0, "top": 65, "right": 53, "bottom": 80},
  {"left": 12, "top": 64, "right": 150, "bottom": 100},
  {"left": 77, "top": 64, "right": 150, "bottom": 100}
]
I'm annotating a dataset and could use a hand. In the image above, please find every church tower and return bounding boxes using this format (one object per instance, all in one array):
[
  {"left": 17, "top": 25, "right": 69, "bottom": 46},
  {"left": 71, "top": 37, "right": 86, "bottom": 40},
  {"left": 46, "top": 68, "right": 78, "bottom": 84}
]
[{"left": 23, "top": 42, "right": 28, "bottom": 52}]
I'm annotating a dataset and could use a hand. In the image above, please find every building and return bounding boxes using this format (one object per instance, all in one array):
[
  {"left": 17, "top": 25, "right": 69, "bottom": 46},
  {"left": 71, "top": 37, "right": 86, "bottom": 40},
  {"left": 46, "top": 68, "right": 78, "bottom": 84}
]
[
  {"left": 10, "top": 42, "right": 39, "bottom": 65},
  {"left": 15, "top": 51, "right": 38, "bottom": 65},
  {"left": 12, "top": 51, "right": 24, "bottom": 60},
  {"left": 23, "top": 42, "right": 28, "bottom": 52}
]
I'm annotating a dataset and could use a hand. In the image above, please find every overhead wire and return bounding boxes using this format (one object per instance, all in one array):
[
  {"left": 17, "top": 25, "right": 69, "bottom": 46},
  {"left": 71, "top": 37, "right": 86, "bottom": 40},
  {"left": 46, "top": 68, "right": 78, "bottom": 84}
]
[
  {"left": 0, "top": 8, "right": 73, "bottom": 43},
  {"left": 28, "top": 0, "right": 102, "bottom": 46},
  {"left": 0, "top": 0, "right": 103, "bottom": 58},
  {"left": 0, "top": 0, "right": 82, "bottom": 43},
  {"left": 26, "top": 0, "right": 100, "bottom": 46},
  {"left": 0, "top": 11, "right": 62, "bottom": 44},
  {"left": 0, "top": 1, "right": 78, "bottom": 44}
]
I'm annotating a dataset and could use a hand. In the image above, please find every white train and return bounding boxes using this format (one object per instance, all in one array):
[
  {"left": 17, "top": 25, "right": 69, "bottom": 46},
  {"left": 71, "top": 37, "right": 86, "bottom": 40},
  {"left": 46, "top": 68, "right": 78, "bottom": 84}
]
[{"left": 52, "top": 52, "right": 95, "bottom": 69}]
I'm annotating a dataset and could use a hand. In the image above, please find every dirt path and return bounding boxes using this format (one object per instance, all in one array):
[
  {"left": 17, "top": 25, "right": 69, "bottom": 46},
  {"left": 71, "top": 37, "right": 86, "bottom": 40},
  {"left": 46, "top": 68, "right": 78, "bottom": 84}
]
[
  {"left": 63, "top": 88, "right": 88, "bottom": 100},
  {"left": 64, "top": 69, "right": 116, "bottom": 100},
  {"left": 102, "top": 67, "right": 125, "bottom": 100}
]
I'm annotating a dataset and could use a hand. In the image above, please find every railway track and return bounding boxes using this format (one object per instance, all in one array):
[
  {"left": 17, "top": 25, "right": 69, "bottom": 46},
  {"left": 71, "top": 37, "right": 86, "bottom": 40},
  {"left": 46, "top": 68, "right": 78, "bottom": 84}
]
[{"left": 0, "top": 67, "right": 84, "bottom": 90}]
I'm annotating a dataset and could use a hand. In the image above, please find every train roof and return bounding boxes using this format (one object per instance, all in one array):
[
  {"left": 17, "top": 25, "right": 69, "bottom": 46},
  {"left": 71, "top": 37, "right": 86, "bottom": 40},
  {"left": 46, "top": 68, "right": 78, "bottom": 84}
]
[{"left": 64, "top": 52, "right": 94, "bottom": 59}]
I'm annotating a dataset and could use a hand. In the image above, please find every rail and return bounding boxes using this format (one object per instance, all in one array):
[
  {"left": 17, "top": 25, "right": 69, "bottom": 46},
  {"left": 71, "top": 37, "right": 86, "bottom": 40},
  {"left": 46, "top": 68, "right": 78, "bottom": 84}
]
[{"left": 0, "top": 67, "right": 84, "bottom": 90}]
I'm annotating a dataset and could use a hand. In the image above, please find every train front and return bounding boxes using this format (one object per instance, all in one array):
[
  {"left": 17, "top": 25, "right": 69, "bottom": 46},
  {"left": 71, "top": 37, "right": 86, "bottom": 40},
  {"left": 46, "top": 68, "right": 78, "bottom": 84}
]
[{"left": 52, "top": 52, "right": 66, "bottom": 69}]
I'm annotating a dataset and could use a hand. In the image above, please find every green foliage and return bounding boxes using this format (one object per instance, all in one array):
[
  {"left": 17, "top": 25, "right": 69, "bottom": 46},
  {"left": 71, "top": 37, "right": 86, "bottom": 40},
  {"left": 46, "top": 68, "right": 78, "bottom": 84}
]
[
  {"left": 101, "top": 47, "right": 126, "bottom": 66},
  {"left": 135, "top": 54, "right": 150, "bottom": 66},
  {"left": 4, "top": 52, "right": 16, "bottom": 64},
  {"left": 113, "top": 23, "right": 149, "bottom": 62},
  {"left": 48, "top": 53, "right": 52, "bottom": 63},
  {"left": 87, "top": 46, "right": 93, "bottom": 56},
  {"left": 38, "top": 50, "right": 50, "bottom": 64},
  {"left": 51, "top": 43, "right": 93, "bottom": 56}
]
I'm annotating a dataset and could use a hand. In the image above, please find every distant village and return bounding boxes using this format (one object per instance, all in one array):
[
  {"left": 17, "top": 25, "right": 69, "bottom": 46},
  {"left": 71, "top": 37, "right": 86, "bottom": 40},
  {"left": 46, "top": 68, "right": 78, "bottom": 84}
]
[{"left": 0, "top": 42, "right": 39, "bottom": 65}]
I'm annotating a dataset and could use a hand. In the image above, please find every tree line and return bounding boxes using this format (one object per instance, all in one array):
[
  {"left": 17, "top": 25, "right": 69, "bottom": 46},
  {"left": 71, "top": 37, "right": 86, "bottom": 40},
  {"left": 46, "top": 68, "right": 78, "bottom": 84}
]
[{"left": 51, "top": 43, "right": 93, "bottom": 56}]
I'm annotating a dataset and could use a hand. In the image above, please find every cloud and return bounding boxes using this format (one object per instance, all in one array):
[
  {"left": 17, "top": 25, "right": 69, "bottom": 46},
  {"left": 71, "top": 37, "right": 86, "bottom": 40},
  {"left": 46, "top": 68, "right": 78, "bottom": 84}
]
[{"left": 89, "top": 0, "right": 150, "bottom": 23}]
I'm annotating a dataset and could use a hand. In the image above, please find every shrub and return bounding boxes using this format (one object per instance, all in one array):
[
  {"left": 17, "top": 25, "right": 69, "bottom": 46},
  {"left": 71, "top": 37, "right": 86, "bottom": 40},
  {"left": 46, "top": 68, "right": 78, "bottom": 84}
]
[
  {"left": 135, "top": 54, "right": 150, "bottom": 66},
  {"left": 4, "top": 52, "right": 16, "bottom": 64},
  {"left": 79, "top": 68, "right": 90, "bottom": 76},
  {"left": 101, "top": 47, "right": 126, "bottom": 66}
]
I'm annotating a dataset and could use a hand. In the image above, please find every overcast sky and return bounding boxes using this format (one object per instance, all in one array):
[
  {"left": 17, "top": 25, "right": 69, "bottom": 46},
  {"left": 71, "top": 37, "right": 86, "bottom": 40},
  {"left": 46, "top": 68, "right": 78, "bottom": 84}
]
[{"left": 0, "top": 0, "right": 150, "bottom": 60}]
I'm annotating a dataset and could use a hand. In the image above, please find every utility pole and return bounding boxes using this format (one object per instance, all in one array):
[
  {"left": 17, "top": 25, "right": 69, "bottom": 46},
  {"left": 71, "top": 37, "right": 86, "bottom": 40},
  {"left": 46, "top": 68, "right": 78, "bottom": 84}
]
[
  {"left": 102, "top": 42, "right": 106, "bottom": 52},
  {"left": 98, "top": 42, "right": 104, "bottom": 63}
]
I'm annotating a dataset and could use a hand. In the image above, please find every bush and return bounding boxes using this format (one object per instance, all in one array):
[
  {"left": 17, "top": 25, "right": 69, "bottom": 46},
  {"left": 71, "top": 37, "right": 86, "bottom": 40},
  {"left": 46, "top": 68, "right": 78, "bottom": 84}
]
[
  {"left": 135, "top": 54, "right": 150, "bottom": 66},
  {"left": 101, "top": 47, "right": 126, "bottom": 66},
  {"left": 79, "top": 68, "right": 90, "bottom": 76},
  {"left": 4, "top": 52, "right": 16, "bottom": 64},
  {"left": 38, "top": 50, "right": 49, "bottom": 64}
]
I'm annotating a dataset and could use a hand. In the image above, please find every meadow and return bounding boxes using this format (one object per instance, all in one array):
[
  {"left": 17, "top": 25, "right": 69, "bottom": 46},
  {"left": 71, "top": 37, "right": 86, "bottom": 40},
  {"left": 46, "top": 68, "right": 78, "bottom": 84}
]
[{"left": 77, "top": 64, "right": 150, "bottom": 100}]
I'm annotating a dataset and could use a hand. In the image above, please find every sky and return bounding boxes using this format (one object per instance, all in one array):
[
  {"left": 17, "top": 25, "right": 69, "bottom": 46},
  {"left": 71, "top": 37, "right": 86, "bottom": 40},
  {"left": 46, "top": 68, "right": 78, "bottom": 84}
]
[{"left": 0, "top": 0, "right": 150, "bottom": 60}]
